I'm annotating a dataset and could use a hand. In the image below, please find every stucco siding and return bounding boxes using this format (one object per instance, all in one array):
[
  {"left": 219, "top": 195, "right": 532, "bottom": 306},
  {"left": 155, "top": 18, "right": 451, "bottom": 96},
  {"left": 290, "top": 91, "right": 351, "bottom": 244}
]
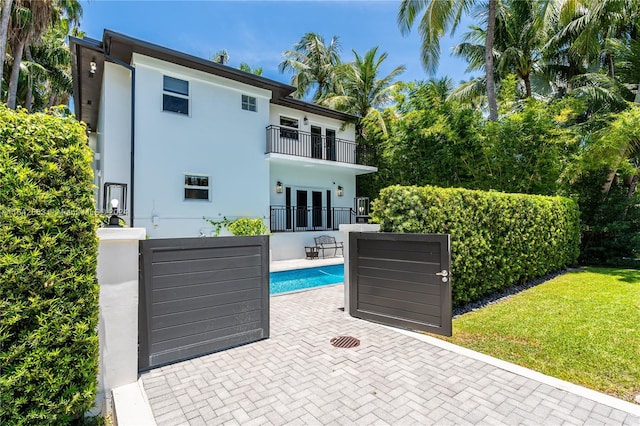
[
  {"left": 99, "top": 62, "right": 132, "bottom": 220},
  {"left": 269, "top": 163, "right": 355, "bottom": 210},
  {"left": 131, "top": 54, "right": 271, "bottom": 238}
]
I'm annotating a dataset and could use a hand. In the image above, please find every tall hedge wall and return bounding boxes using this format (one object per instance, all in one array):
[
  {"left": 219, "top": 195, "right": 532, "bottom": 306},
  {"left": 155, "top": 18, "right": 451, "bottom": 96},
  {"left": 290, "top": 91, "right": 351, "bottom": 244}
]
[
  {"left": 0, "top": 106, "right": 99, "bottom": 424},
  {"left": 371, "top": 185, "right": 580, "bottom": 307}
]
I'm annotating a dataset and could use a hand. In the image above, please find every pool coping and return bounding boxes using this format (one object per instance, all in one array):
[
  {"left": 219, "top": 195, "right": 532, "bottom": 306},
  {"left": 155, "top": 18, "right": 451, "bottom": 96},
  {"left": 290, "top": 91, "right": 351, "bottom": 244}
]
[
  {"left": 271, "top": 281, "right": 344, "bottom": 297},
  {"left": 270, "top": 256, "right": 344, "bottom": 272}
]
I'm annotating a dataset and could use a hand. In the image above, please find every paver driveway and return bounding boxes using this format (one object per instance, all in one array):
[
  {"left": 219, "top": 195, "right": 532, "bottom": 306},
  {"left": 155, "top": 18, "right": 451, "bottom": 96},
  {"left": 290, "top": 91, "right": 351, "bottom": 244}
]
[{"left": 141, "top": 284, "right": 639, "bottom": 425}]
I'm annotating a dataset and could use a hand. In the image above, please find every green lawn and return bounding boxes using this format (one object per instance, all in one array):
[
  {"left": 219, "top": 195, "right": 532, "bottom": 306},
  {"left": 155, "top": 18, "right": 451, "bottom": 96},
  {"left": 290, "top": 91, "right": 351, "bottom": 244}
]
[{"left": 440, "top": 267, "right": 640, "bottom": 402}]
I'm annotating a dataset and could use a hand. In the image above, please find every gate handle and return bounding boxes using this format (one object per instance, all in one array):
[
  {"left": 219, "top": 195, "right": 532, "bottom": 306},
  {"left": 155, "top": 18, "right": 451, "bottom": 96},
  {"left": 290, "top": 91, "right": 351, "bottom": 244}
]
[{"left": 435, "top": 270, "right": 449, "bottom": 277}]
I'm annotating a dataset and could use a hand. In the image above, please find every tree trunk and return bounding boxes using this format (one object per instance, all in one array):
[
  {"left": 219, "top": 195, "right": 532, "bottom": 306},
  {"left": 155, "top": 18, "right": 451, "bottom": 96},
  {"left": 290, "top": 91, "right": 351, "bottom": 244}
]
[
  {"left": 485, "top": 0, "right": 498, "bottom": 121},
  {"left": 606, "top": 53, "right": 615, "bottom": 79},
  {"left": 602, "top": 170, "right": 616, "bottom": 194},
  {"left": 627, "top": 172, "right": 638, "bottom": 199},
  {"left": 24, "top": 45, "right": 32, "bottom": 111},
  {"left": 0, "top": 0, "right": 14, "bottom": 89},
  {"left": 7, "top": 38, "right": 24, "bottom": 109},
  {"left": 47, "top": 89, "right": 56, "bottom": 108},
  {"left": 524, "top": 74, "right": 532, "bottom": 98}
]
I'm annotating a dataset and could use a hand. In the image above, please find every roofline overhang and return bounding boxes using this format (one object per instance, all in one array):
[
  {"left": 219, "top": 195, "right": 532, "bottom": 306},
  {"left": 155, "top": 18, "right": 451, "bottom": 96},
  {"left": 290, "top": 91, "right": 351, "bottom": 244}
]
[
  {"left": 102, "top": 29, "right": 296, "bottom": 99},
  {"left": 71, "top": 29, "right": 358, "bottom": 131},
  {"left": 70, "top": 35, "right": 105, "bottom": 130},
  {"left": 270, "top": 97, "right": 358, "bottom": 122}
]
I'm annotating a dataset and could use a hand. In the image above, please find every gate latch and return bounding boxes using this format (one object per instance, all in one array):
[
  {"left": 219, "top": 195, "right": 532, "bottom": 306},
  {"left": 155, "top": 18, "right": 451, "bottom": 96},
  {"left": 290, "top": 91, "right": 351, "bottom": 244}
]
[{"left": 436, "top": 270, "right": 449, "bottom": 282}]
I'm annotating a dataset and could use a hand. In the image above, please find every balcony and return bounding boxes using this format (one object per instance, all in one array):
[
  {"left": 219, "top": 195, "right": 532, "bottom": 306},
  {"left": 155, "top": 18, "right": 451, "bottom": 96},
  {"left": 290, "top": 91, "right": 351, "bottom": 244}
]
[
  {"left": 266, "top": 125, "right": 374, "bottom": 166},
  {"left": 270, "top": 206, "right": 354, "bottom": 232}
]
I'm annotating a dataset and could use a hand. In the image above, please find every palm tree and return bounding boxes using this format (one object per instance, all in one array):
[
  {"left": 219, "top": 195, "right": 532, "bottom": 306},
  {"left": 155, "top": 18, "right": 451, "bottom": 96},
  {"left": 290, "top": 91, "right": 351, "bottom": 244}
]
[
  {"left": 535, "top": 0, "right": 640, "bottom": 114},
  {"left": 397, "top": 0, "right": 499, "bottom": 120},
  {"left": 239, "top": 62, "right": 262, "bottom": 76},
  {"left": 279, "top": 32, "right": 342, "bottom": 100},
  {"left": 6, "top": 0, "right": 57, "bottom": 109},
  {"left": 321, "top": 46, "right": 405, "bottom": 135},
  {"left": 5, "top": 0, "right": 80, "bottom": 109},
  {"left": 453, "top": 0, "right": 551, "bottom": 99},
  {"left": 0, "top": 0, "right": 14, "bottom": 91},
  {"left": 24, "top": 19, "right": 74, "bottom": 110},
  {"left": 551, "top": 0, "right": 640, "bottom": 79}
]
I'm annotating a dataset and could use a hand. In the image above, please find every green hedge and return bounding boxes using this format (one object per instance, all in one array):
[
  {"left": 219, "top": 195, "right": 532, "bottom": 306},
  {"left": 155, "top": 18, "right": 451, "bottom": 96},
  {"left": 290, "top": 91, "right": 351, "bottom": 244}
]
[
  {"left": 371, "top": 185, "right": 580, "bottom": 307},
  {"left": 0, "top": 106, "right": 99, "bottom": 424}
]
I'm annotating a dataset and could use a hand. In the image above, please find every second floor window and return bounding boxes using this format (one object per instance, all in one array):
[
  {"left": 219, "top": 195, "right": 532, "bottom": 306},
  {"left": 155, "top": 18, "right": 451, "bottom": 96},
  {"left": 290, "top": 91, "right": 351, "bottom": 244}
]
[
  {"left": 163, "top": 76, "right": 189, "bottom": 115},
  {"left": 242, "top": 95, "right": 257, "bottom": 112},
  {"left": 280, "top": 116, "right": 299, "bottom": 140}
]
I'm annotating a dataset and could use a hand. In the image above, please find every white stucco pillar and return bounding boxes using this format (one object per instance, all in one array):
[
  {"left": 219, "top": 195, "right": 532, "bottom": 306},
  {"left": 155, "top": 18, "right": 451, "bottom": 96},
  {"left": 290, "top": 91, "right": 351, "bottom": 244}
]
[
  {"left": 339, "top": 224, "right": 380, "bottom": 315},
  {"left": 95, "top": 227, "right": 146, "bottom": 415}
]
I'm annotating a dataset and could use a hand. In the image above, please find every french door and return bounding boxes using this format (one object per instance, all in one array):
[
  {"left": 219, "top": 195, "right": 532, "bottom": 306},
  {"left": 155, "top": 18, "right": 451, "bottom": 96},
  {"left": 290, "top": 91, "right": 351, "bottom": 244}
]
[{"left": 311, "top": 126, "right": 323, "bottom": 159}]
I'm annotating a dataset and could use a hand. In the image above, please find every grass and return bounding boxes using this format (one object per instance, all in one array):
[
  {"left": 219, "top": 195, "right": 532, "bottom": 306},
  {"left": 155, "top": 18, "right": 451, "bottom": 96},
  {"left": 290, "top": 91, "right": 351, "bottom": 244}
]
[{"left": 440, "top": 267, "right": 640, "bottom": 402}]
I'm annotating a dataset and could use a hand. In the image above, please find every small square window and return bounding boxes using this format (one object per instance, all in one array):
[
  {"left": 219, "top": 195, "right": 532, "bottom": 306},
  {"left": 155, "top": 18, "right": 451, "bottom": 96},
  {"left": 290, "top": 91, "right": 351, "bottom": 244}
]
[
  {"left": 163, "top": 75, "right": 189, "bottom": 115},
  {"left": 184, "top": 174, "right": 210, "bottom": 201},
  {"left": 242, "top": 94, "right": 257, "bottom": 112}
]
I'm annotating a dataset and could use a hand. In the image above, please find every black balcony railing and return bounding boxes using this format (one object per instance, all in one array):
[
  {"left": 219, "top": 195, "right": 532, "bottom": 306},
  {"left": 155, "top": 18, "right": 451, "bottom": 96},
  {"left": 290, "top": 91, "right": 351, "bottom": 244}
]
[
  {"left": 270, "top": 206, "right": 354, "bottom": 232},
  {"left": 266, "top": 125, "right": 373, "bottom": 166}
]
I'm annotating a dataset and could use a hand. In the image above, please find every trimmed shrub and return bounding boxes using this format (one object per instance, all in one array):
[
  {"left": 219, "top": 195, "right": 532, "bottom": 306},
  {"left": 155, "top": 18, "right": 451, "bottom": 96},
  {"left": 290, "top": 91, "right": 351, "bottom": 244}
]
[
  {"left": 227, "top": 218, "right": 269, "bottom": 236},
  {"left": 371, "top": 185, "right": 580, "bottom": 307},
  {"left": 0, "top": 106, "right": 99, "bottom": 424}
]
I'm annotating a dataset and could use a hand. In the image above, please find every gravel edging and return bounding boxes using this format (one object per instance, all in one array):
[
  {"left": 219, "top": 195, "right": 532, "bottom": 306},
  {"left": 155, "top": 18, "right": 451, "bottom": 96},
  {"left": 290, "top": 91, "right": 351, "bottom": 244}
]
[{"left": 452, "top": 268, "right": 579, "bottom": 318}]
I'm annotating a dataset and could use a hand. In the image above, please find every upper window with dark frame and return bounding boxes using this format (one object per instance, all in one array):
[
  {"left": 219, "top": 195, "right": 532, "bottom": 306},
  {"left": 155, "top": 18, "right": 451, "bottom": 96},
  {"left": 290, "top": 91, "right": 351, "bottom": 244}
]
[
  {"left": 242, "top": 94, "right": 257, "bottom": 112},
  {"left": 184, "top": 174, "right": 210, "bottom": 201},
  {"left": 163, "top": 76, "right": 189, "bottom": 115},
  {"left": 279, "top": 116, "right": 299, "bottom": 140}
]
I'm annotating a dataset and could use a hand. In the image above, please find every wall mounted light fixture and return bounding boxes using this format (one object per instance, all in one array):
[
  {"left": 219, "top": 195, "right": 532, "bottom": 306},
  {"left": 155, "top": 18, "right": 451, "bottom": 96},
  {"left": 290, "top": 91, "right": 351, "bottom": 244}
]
[
  {"left": 303, "top": 116, "right": 309, "bottom": 125},
  {"left": 337, "top": 185, "right": 344, "bottom": 197},
  {"left": 276, "top": 181, "right": 283, "bottom": 193},
  {"left": 89, "top": 61, "right": 97, "bottom": 74}
]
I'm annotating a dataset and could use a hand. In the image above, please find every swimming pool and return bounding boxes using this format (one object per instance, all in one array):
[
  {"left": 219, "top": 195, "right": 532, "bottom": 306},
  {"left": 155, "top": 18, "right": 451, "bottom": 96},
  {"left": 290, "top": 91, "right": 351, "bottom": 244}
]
[{"left": 270, "top": 264, "right": 344, "bottom": 295}]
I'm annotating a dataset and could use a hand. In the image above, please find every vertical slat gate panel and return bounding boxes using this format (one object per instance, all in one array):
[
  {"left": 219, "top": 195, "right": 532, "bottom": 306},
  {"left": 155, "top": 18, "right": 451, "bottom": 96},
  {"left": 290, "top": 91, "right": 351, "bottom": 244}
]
[
  {"left": 349, "top": 232, "right": 452, "bottom": 336},
  {"left": 138, "top": 236, "right": 269, "bottom": 371}
]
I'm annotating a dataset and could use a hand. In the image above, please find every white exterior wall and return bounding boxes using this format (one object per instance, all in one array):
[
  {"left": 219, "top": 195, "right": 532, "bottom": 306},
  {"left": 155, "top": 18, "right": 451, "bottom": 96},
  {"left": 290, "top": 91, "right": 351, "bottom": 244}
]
[
  {"left": 131, "top": 54, "right": 271, "bottom": 238},
  {"left": 271, "top": 230, "right": 345, "bottom": 261},
  {"left": 98, "top": 62, "right": 132, "bottom": 222},
  {"left": 95, "top": 228, "right": 146, "bottom": 416},
  {"left": 269, "top": 104, "right": 354, "bottom": 141},
  {"left": 95, "top": 51, "right": 374, "bottom": 258},
  {"left": 270, "top": 163, "right": 355, "bottom": 209},
  {"left": 267, "top": 106, "right": 365, "bottom": 260},
  {"left": 267, "top": 104, "right": 359, "bottom": 211}
]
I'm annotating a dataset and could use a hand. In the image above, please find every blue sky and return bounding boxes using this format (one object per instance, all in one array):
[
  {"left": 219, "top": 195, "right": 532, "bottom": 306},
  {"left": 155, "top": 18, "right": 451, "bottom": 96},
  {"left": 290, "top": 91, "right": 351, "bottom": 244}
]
[{"left": 78, "top": 1, "right": 476, "bottom": 89}]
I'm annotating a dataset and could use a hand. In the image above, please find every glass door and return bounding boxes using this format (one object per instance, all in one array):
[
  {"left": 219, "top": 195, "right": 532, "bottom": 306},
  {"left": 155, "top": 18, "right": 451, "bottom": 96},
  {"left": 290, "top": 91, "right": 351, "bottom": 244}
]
[
  {"left": 311, "top": 125, "right": 323, "bottom": 159},
  {"left": 296, "top": 190, "right": 308, "bottom": 229},
  {"left": 312, "top": 191, "right": 323, "bottom": 228},
  {"left": 326, "top": 190, "right": 332, "bottom": 229},
  {"left": 285, "top": 187, "right": 292, "bottom": 230},
  {"left": 326, "top": 129, "right": 336, "bottom": 161}
]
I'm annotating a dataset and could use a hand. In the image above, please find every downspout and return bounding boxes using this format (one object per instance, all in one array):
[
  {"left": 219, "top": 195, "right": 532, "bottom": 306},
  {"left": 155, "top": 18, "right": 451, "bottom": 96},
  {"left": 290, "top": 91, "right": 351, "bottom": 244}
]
[{"left": 104, "top": 54, "right": 136, "bottom": 227}]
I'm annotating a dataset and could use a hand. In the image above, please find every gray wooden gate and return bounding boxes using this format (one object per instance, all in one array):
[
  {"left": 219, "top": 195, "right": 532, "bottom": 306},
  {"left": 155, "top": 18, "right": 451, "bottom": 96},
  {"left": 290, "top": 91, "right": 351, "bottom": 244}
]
[
  {"left": 139, "top": 236, "right": 269, "bottom": 370},
  {"left": 349, "top": 232, "right": 452, "bottom": 336}
]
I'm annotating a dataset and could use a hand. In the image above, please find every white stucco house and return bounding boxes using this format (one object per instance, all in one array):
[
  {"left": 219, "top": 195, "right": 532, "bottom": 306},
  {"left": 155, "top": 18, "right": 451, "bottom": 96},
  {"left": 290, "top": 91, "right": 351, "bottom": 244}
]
[{"left": 70, "top": 30, "right": 376, "bottom": 260}]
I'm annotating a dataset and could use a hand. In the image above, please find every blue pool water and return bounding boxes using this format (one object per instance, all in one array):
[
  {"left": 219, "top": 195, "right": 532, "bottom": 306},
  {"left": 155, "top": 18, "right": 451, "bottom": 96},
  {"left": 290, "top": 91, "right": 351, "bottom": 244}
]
[{"left": 270, "top": 264, "right": 344, "bottom": 294}]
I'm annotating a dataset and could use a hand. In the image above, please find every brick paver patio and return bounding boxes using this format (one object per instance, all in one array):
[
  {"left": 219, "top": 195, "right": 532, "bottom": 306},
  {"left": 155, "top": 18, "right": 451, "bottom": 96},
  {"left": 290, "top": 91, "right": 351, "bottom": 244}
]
[{"left": 141, "top": 284, "right": 639, "bottom": 425}]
